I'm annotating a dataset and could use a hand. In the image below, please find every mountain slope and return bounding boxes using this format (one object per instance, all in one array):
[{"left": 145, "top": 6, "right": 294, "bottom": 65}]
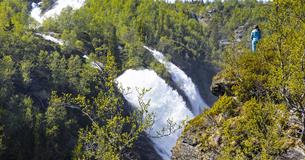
[{"left": 173, "top": 0, "right": 305, "bottom": 159}]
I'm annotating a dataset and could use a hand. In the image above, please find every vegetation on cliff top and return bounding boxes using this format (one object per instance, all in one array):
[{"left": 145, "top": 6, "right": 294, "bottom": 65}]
[
  {"left": 0, "top": 0, "right": 286, "bottom": 159},
  {"left": 185, "top": 0, "right": 305, "bottom": 159}
]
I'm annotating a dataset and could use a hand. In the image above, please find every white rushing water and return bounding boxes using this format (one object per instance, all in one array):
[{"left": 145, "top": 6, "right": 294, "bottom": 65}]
[
  {"left": 30, "top": 1, "right": 205, "bottom": 159},
  {"left": 116, "top": 69, "right": 194, "bottom": 160},
  {"left": 31, "top": 0, "right": 86, "bottom": 24},
  {"left": 31, "top": 0, "right": 85, "bottom": 46},
  {"left": 144, "top": 46, "right": 207, "bottom": 115},
  {"left": 35, "top": 33, "right": 64, "bottom": 45}
]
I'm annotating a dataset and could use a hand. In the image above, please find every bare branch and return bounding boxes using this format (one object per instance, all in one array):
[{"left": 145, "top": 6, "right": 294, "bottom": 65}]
[{"left": 57, "top": 103, "right": 97, "bottom": 125}]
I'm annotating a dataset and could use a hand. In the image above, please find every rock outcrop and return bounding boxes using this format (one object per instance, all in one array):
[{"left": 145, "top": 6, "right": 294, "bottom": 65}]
[
  {"left": 172, "top": 107, "right": 224, "bottom": 160},
  {"left": 173, "top": 73, "right": 305, "bottom": 160},
  {"left": 210, "top": 72, "right": 235, "bottom": 97},
  {"left": 172, "top": 123, "right": 215, "bottom": 160},
  {"left": 173, "top": 107, "right": 305, "bottom": 160}
]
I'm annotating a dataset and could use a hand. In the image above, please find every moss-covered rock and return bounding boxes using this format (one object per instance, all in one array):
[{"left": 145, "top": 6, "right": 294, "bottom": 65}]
[{"left": 173, "top": 96, "right": 305, "bottom": 160}]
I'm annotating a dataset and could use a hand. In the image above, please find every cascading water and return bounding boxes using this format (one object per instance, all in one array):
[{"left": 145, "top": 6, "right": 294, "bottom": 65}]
[
  {"left": 30, "top": 0, "right": 86, "bottom": 46},
  {"left": 31, "top": 2, "right": 104, "bottom": 71},
  {"left": 35, "top": 33, "right": 64, "bottom": 45},
  {"left": 116, "top": 69, "right": 194, "bottom": 160},
  {"left": 29, "top": 1, "right": 205, "bottom": 159},
  {"left": 144, "top": 46, "right": 207, "bottom": 115},
  {"left": 31, "top": 0, "right": 86, "bottom": 24}
]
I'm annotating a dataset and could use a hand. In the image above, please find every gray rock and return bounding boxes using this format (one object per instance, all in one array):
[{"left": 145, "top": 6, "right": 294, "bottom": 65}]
[
  {"left": 210, "top": 72, "right": 235, "bottom": 97},
  {"left": 173, "top": 95, "right": 305, "bottom": 160},
  {"left": 276, "top": 147, "right": 305, "bottom": 160}
]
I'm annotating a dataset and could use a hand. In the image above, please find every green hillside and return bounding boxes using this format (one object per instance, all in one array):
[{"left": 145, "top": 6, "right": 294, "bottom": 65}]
[{"left": 0, "top": 0, "right": 304, "bottom": 159}]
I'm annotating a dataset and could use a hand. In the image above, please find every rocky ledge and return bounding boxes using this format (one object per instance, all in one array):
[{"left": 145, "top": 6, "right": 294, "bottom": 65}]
[
  {"left": 172, "top": 111, "right": 305, "bottom": 160},
  {"left": 172, "top": 72, "right": 305, "bottom": 160}
]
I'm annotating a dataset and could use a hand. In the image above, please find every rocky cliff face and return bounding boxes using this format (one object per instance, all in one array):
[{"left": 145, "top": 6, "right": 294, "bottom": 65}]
[
  {"left": 171, "top": 114, "right": 220, "bottom": 160},
  {"left": 173, "top": 112, "right": 305, "bottom": 160},
  {"left": 173, "top": 119, "right": 305, "bottom": 160},
  {"left": 172, "top": 72, "right": 305, "bottom": 160}
]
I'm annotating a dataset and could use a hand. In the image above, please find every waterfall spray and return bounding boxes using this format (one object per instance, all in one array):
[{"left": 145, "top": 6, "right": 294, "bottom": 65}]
[
  {"left": 116, "top": 69, "right": 194, "bottom": 160},
  {"left": 144, "top": 46, "right": 208, "bottom": 115}
]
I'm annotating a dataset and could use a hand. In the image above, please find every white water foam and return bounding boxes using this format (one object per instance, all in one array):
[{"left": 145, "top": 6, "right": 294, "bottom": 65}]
[
  {"left": 31, "top": 0, "right": 85, "bottom": 45},
  {"left": 29, "top": 1, "right": 204, "bottom": 159},
  {"left": 144, "top": 46, "right": 207, "bottom": 115},
  {"left": 31, "top": 0, "right": 86, "bottom": 23},
  {"left": 116, "top": 69, "right": 194, "bottom": 160},
  {"left": 35, "top": 33, "right": 64, "bottom": 45}
]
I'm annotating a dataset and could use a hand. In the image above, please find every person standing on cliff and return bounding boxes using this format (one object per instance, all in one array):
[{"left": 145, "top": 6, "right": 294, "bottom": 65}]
[{"left": 250, "top": 25, "right": 261, "bottom": 52}]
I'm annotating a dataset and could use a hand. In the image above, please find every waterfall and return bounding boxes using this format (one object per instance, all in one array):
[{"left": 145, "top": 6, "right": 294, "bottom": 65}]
[
  {"left": 35, "top": 33, "right": 64, "bottom": 45},
  {"left": 94, "top": 47, "right": 206, "bottom": 159},
  {"left": 29, "top": 1, "right": 205, "bottom": 159},
  {"left": 30, "top": 1, "right": 85, "bottom": 46},
  {"left": 30, "top": 1, "right": 109, "bottom": 81},
  {"left": 31, "top": 0, "right": 86, "bottom": 24},
  {"left": 144, "top": 46, "right": 207, "bottom": 115},
  {"left": 116, "top": 69, "right": 194, "bottom": 160}
]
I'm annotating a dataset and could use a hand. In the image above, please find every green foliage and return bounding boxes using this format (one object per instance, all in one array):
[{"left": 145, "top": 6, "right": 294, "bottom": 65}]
[
  {"left": 1, "top": 0, "right": 296, "bottom": 159},
  {"left": 0, "top": 127, "right": 4, "bottom": 155},
  {"left": 188, "top": 96, "right": 292, "bottom": 159},
  {"left": 45, "top": 93, "right": 78, "bottom": 159},
  {"left": 222, "top": 0, "right": 305, "bottom": 108},
  {"left": 0, "top": 56, "right": 15, "bottom": 80},
  {"left": 43, "top": 0, "right": 211, "bottom": 70},
  {"left": 186, "top": 96, "right": 237, "bottom": 131},
  {"left": 149, "top": 61, "right": 170, "bottom": 80},
  {"left": 208, "top": 95, "right": 238, "bottom": 116},
  {"left": 40, "top": 0, "right": 56, "bottom": 12},
  {"left": 184, "top": 0, "right": 305, "bottom": 159},
  {"left": 0, "top": 56, "right": 15, "bottom": 101},
  {"left": 72, "top": 87, "right": 154, "bottom": 159},
  {"left": 220, "top": 100, "right": 290, "bottom": 159},
  {"left": 0, "top": 0, "right": 28, "bottom": 34},
  {"left": 203, "top": 0, "right": 268, "bottom": 63}
]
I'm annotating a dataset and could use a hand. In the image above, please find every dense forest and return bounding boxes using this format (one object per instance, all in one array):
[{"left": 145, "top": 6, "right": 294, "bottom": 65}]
[{"left": 0, "top": 0, "right": 304, "bottom": 159}]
